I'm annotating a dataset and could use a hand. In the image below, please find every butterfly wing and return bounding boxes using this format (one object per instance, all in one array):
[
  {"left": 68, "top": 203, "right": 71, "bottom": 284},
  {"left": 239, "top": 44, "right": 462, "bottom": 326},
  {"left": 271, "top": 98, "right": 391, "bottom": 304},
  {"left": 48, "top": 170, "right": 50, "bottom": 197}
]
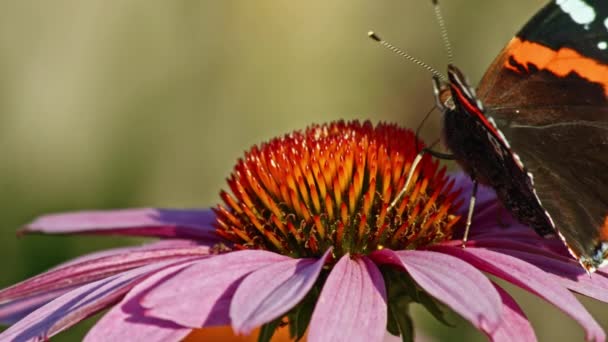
[{"left": 478, "top": 0, "right": 608, "bottom": 270}]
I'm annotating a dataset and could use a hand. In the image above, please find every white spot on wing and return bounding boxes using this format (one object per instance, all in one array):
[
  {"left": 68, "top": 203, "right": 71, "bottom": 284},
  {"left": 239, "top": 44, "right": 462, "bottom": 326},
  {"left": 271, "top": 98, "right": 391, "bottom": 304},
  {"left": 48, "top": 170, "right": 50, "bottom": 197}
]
[
  {"left": 496, "top": 129, "right": 510, "bottom": 148},
  {"left": 556, "top": 0, "right": 596, "bottom": 25},
  {"left": 526, "top": 171, "right": 534, "bottom": 182},
  {"left": 513, "top": 153, "right": 524, "bottom": 169},
  {"left": 594, "top": 243, "right": 608, "bottom": 270},
  {"left": 579, "top": 242, "right": 608, "bottom": 273},
  {"left": 599, "top": 41, "right": 608, "bottom": 50}
]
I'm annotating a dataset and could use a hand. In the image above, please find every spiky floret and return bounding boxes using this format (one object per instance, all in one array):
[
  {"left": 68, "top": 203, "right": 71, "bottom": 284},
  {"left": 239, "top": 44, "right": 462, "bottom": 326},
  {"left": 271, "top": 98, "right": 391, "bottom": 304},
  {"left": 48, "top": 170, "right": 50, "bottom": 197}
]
[{"left": 214, "top": 120, "right": 462, "bottom": 258}]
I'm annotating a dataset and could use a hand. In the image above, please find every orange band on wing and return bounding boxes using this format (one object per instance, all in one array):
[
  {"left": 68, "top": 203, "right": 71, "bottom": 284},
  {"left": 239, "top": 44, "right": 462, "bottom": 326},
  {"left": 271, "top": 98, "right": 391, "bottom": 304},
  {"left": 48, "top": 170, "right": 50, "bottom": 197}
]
[
  {"left": 600, "top": 215, "right": 608, "bottom": 241},
  {"left": 505, "top": 37, "right": 608, "bottom": 95}
]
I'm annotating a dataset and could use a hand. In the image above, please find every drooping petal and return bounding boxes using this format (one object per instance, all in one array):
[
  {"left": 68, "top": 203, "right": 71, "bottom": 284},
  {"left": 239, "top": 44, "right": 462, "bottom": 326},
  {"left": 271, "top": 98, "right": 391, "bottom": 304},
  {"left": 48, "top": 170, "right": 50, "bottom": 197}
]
[
  {"left": 465, "top": 223, "right": 546, "bottom": 242},
  {"left": 308, "top": 255, "right": 387, "bottom": 342},
  {"left": 464, "top": 237, "right": 567, "bottom": 258},
  {"left": 473, "top": 235, "right": 572, "bottom": 258},
  {"left": 487, "top": 246, "right": 608, "bottom": 303},
  {"left": 22, "top": 208, "right": 219, "bottom": 242},
  {"left": 85, "top": 263, "right": 195, "bottom": 342},
  {"left": 0, "top": 261, "right": 186, "bottom": 341},
  {"left": 0, "top": 288, "right": 75, "bottom": 325},
  {"left": 0, "top": 242, "right": 209, "bottom": 308},
  {"left": 490, "top": 283, "right": 536, "bottom": 342},
  {"left": 230, "top": 249, "right": 332, "bottom": 334},
  {"left": 371, "top": 249, "right": 502, "bottom": 335},
  {"left": 142, "top": 250, "right": 290, "bottom": 328},
  {"left": 434, "top": 245, "right": 605, "bottom": 342},
  {"left": 51, "top": 239, "right": 204, "bottom": 269},
  {"left": 0, "top": 240, "right": 204, "bottom": 325}
]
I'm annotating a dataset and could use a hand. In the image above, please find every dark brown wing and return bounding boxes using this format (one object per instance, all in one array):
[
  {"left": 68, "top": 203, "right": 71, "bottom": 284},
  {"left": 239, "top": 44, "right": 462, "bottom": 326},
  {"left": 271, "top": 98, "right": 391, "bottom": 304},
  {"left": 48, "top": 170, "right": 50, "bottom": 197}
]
[
  {"left": 491, "top": 107, "right": 608, "bottom": 269},
  {"left": 477, "top": 0, "right": 608, "bottom": 270}
]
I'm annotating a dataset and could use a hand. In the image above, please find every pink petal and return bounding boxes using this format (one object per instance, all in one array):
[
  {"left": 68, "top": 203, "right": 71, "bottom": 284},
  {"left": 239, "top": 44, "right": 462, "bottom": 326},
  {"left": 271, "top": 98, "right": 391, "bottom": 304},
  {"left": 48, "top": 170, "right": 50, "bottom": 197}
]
[
  {"left": 142, "top": 250, "right": 290, "bottom": 328},
  {"left": 0, "top": 261, "right": 184, "bottom": 341},
  {"left": 85, "top": 263, "right": 195, "bottom": 342},
  {"left": 0, "top": 288, "right": 75, "bottom": 325},
  {"left": 230, "top": 249, "right": 332, "bottom": 334},
  {"left": 434, "top": 245, "right": 605, "bottom": 342},
  {"left": 465, "top": 238, "right": 566, "bottom": 258},
  {"left": 459, "top": 232, "right": 573, "bottom": 261},
  {"left": 371, "top": 249, "right": 502, "bottom": 335},
  {"left": 488, "top": 247, "right": 608, "bottom": 303},
  {"left": 0, "top": 240, "right": 202, "bottom": 324},
  {"left": 22, "top": 208, "right": 219, "bottom": 242},
  {"left": 490, "top": 283, "right": 536, "bottom": 342},
  {"left": 0, "top": 243, "right": 209, "bottom": 307},
  {"left": 48, "top": 239, "right": 204, "bottom": 270},
  {"left": 466, "top": 224, "right": 543, "bottom": 241},
  {"left": 308, "top": 255, "right": 387, "bottom": 342}
]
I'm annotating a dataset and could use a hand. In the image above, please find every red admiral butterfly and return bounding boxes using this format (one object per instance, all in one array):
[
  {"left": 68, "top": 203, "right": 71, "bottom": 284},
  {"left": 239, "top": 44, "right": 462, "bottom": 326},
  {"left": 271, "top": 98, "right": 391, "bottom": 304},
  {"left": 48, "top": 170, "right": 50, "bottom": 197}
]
[
  {"left": 373, "top": 0, "right": 608, "bottom": 272},
  {"left": 436, "top": 0, "right": 608, "bottom": 272}
]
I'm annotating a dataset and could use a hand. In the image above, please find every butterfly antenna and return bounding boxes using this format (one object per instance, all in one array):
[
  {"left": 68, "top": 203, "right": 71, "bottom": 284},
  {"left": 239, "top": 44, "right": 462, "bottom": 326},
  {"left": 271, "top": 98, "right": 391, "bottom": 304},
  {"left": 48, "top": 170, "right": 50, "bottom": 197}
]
[
  {"left": 368, "top": 31, "right": 446, "bottom": 81},
  {"left": 432, "top": 0, "right": 454, "bottom": 64}
]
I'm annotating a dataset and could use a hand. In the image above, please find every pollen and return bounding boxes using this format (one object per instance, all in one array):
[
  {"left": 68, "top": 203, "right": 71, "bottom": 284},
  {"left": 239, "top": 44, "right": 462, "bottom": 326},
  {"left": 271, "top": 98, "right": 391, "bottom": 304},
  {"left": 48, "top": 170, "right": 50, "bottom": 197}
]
[{"left": 214, "top": 120, "right": 462, "bottom": 258}]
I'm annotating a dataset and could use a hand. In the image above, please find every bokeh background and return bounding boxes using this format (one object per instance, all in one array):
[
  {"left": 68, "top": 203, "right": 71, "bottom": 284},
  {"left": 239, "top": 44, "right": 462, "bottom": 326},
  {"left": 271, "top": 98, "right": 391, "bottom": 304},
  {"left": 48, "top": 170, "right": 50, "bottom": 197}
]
[{"left": 1, "top": 0, "right": 606, "bottom": 341}]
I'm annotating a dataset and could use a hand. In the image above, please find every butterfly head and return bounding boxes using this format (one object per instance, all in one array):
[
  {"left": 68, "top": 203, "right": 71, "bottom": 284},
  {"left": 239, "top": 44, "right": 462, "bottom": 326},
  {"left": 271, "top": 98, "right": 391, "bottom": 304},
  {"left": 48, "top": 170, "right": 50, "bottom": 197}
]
[{"left": 434, "top": 64, "right": 486, "bottom": 115}]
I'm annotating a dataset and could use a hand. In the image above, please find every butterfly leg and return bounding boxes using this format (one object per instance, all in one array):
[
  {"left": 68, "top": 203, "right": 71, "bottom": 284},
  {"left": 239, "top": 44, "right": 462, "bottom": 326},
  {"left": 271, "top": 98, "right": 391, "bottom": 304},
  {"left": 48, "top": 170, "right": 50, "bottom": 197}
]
[
  {"left": 419, "top": 147, "right": 477, "bottom": 247},
  {"left": 421, "top": 148, "right": 455, "bottom": 160},
  {"left": 389, "top": 147, "right": 455, "bottom": 211},
  {"left": 462, "top": 178, "right": 478, "bottom": 248}
]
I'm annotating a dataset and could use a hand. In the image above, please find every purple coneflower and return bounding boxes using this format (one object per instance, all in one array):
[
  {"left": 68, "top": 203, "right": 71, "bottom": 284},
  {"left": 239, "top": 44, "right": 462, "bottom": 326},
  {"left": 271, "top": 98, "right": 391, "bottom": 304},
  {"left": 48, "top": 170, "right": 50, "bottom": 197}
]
[{"left": 1, "top": 120, "right": 607, "bottom": 342}]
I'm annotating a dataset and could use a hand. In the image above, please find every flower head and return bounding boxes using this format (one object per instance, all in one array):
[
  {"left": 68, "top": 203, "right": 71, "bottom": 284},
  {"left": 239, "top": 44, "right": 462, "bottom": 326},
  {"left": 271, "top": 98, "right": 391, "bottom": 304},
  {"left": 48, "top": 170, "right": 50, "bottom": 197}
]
[
  {"left": 1, "top": 120, "right": 607, "bottom": 342},
  {"left": 214, "top": 121, "right": 460, "bottom": 258}
]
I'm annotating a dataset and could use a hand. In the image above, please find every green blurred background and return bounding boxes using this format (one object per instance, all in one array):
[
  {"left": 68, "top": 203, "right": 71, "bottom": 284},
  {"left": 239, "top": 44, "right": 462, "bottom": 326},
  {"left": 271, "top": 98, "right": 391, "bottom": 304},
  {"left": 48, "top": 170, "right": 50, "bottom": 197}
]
[{"left": 1, "top": 0, "right": 605, "bottom": 341}]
